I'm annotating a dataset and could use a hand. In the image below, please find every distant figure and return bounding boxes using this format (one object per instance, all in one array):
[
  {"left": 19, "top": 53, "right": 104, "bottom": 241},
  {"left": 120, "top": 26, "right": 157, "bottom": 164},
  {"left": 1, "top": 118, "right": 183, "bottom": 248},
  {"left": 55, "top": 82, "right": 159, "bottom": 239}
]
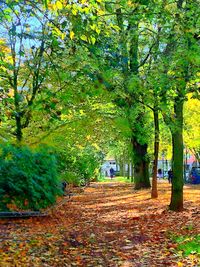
[
  {"left": 110, "top": 167, "right": 114, "bottom": 179},
  {"left": 158, "top": 169, "right": 162, "bottom": 179},
  {"left": 168, "top": 169, "right": 173, "bottom": 184},
  {"left": 61, "top": 181, "right": 67, "bottom": 195}
]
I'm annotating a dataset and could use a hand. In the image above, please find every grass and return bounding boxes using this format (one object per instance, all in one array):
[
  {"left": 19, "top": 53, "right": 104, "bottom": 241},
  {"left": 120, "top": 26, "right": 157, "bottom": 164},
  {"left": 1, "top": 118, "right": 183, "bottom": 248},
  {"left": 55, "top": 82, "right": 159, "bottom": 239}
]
[
  {"left": 173, "top": 234, "right": 200, "bottom": 256},
  {"left": 98, "top": 176, "right": 133, "bottom": 183}
]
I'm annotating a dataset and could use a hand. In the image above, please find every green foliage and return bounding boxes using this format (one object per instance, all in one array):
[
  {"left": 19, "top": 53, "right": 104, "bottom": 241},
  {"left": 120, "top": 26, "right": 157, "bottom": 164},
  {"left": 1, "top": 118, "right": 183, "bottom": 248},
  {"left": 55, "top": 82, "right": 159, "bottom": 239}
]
[
  {"left": 64, "top": 171, "right": 81, "bottom": 187},
  {"left": 184, "top": 95, "right": 200, "bottom": 162},
  {"left": 174, "top": 235, "right": 200, "bottom": 256},
  {"left": 56, "top": 145, "right": 104, "bottom": 186},
  {"left": 0, "top": 144, "right": 61, "bottom": 211},
  {"left": 0, "top": 0, "right": 199, "bottom": 208},
  {"left": 98, "top": 176, "right": 131, "bottom": 183}
]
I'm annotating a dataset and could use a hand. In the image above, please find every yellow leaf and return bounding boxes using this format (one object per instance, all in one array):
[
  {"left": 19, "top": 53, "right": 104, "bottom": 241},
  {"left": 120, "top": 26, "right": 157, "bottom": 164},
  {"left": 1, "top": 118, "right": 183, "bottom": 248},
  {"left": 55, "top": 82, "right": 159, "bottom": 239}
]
[
  {"left": 112, "top": 25, "right": 120, "bottom": 31},
  {"left": 127, "top": 0, "right": 136, "bottom": 6},
  {"left": 77, "top": 144, "right": 84, "bottom": 150},
  {"left": 53, "top": 27, "right": 62, "bottom": 36},
  {"left": 52, "top": 3, "right": 57, "bottom": 11},
  {"left": 97, "top": 9, "right": 105, "bottom": 15},
  {"left": 177, "top": 262, "right": 183, "bottom": 267},
  {"left": 95, "top": 28, "right": 101, "bottom": 34},
  {"left": 72, "top": 9, "right": 78, "bottom": 15},
  {"left": 61, "top": 113, "right": 73, "bottom": 120},
  {"left": 90, "top": 24, "right": 96, "bottom": 30},
  {"left": 61, "top": 33, "right": 65, "bottom": 40},
  {"left": 56, "top": 1, "right": 63, "bottom": 9},
  {"left": 86, "top": 135, "right": 91, "bottom": 140},
  {"left": 79, "top": 110, "right": 85, "bottom": 115},
  {"left": 91, "top": 36, "right": 96, "bottom": 44},
  {"left": 61, "top": 114, "right": 68, "bottom": 120},
  {"left": 8, "top": 89, "right": 14, "bottom": 97},
  {"left": 96, "top": 0, "right": 102, "bottom": 2},
  {"left": 70, "top": 30, "right": 75, "bottom": 39},
  {"left": 47, "top": 3, "right": 53, "bottom": 9},
  {"left": 92, "top": 143, "right": 100, "bottom": 150},
  {"left": 66, "top": 4, "right": 71, "bottom": 10},
  {"left": 189, "top": 254, "right": 195, "bottom": 260},
  {"left": 83, "top": 7, "right": 90, "bottom": 14},
  {"left": 80, "top": 35, "right": 87, "bottom": 41},
  {"left": 77, "top": 6, "right": 84, "bottom": 12}
]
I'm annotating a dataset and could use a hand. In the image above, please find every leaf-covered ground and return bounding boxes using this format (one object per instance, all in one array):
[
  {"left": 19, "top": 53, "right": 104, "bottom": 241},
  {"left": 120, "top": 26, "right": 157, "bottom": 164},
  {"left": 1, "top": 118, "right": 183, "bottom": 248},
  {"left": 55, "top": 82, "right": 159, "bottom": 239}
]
[{"left": 0, "top": 180, "right": 200, "bottom": 267}]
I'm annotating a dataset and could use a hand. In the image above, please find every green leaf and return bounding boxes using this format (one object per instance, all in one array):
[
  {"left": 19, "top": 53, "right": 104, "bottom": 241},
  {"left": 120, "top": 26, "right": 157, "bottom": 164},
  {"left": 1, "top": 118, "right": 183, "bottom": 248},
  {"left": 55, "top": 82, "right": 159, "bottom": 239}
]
[
  {"left": 91, "top": 36, "right": 96, "bottom": 44},
  {"left": 43, "top": 0, "right": 48, "bottom": 8}
]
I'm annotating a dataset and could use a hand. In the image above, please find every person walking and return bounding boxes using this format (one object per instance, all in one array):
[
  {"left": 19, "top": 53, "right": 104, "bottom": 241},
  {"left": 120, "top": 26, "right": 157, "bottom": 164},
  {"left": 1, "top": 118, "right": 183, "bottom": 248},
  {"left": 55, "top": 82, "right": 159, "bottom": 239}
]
[
  {"left": 158, "top": 169, "right": 162, "bottom": 179},
  {"left": 110, "top": 167, "right": 114, "bottom": 179},
  {"left": 168, "top": 169, "right": 173, "bottom": 183}
]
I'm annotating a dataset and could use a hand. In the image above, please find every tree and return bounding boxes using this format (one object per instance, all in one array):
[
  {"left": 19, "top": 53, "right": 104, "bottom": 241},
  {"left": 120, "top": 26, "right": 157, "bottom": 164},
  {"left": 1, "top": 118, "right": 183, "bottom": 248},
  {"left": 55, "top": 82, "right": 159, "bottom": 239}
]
[
  {"left": 42, "top": 0, "right": 153, "bottom": 189},
  {"left": 155, "top": 0, "right": 200, "bottom": 210},
  {"left": 2, "top": 0, "right": 199, "bottom": 212},
  {"left": 0, "top": 1, "right": 57, "bottom": 143}
]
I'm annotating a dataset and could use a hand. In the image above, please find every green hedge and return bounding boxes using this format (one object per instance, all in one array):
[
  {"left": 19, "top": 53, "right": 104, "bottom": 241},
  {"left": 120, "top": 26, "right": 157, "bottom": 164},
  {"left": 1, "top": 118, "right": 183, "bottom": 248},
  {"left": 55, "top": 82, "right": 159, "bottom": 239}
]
[
  {"left": 57, "top": 146, "right": 104, "bottom": 186},
  {"left": 0, "top": 144, "right": 61, "bottom": 211}
]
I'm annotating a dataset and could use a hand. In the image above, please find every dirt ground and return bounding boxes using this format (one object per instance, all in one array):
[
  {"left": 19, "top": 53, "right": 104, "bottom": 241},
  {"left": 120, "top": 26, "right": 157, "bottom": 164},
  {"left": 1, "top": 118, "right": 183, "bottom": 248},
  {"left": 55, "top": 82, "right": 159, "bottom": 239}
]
[{"left": 0, "top": 181, "right": 200, "bottom": 267}]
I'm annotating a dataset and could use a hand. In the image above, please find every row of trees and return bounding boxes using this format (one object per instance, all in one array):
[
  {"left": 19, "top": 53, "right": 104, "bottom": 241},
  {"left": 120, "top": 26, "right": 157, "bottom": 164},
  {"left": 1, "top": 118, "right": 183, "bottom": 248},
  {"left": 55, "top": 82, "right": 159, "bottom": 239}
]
[{"left": 0, "top": 0, "right": 199, "bottom": 211}]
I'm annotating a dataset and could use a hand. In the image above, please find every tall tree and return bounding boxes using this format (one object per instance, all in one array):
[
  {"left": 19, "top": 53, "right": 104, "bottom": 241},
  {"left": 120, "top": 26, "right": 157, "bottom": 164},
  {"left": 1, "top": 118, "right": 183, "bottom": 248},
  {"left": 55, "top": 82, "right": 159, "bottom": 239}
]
[
  {"left": 157, "top": 0, "right": 200, "bottom": 210},
  {"left": 0, "top": 2, "right": 51, "bottom": 142}
]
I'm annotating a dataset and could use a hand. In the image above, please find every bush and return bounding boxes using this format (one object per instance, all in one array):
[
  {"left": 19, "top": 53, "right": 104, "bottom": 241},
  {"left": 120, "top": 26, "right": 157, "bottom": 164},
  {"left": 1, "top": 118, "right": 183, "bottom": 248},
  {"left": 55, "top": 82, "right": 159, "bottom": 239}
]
[
  {"left": 0, "top": 144, "right": 61, "bottom": 211},
  {"left": 64, "top": 171, "right": 81, "bottom": 186},
  {"left": 56, "top": 146, "right": 104, "bottom": 185}
]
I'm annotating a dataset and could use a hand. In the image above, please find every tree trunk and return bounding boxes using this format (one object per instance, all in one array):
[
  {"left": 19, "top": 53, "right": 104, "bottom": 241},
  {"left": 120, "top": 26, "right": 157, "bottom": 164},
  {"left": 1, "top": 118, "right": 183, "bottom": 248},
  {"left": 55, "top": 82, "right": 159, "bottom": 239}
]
[
  {"left": 151, "top": 108, "right": 159, "bottom": 198},
  {"left": 129, "top": 20, "right": 150, "bottom": 189},
  {"left": 169, "top": 99, "right": 184, "bottom": 211},
  {"left": 132, "top": 139, "right": 151, "bottom": 189},
  {"left": 127, "top": 161, "right": 130, "bottom": 179},
  {"left": 119, "top": 160, "right": 123, "bottom": 176},
  {"left": 116, "top": 6, "right": 150, "bottom": 188},
  {"left": 131, "top": 160, "right": 134, "bottom": 182},
  {"left": 15, "top": 114, "right": 23, "bottom": 143},
  {"left": 11, "top": 45, "right": 22, "bottom": 143},
  {"left": 123, "top": 159, "right": 126, "bottom": 177},
  {"left": 13, "top": 76, "right": 23, "bottom": 143}
]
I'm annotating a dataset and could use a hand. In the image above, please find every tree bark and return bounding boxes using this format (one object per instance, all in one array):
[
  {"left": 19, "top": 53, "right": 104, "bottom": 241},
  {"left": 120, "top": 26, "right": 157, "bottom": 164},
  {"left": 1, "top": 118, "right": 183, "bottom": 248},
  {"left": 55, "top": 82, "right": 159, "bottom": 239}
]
[
  {"left": 151, "top": 107, "right": 159, "bottom": 198},
  {"left": 127, "top": 161, "right": 130, "bottom": 179},
  {"left": 119, "top": 160, "right": 124, "bottom": 176},
  {"left": 116, "top": 5, "right": 150, "bottom": 189},
  {"left": 169, "top": 98, "right": 184, "bottom": 211},
  {"left": 129, "top": 19, "right": 150, "bottom": 189},
  {"left": 131, "top": 160, "right": 134, "bottom": 182},
  {"left": 15, "top": 114, "right": 23, "bottom": 143},
  {"left": 132, "top": 139, "right": 151, "bottom": 189}
]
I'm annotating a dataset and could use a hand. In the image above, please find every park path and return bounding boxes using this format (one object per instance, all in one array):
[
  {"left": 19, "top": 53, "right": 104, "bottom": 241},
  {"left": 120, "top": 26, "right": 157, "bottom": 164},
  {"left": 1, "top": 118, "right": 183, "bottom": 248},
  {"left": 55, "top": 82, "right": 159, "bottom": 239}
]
[{"left": 0, "top": 181, "right": 200, "bottom": 266}]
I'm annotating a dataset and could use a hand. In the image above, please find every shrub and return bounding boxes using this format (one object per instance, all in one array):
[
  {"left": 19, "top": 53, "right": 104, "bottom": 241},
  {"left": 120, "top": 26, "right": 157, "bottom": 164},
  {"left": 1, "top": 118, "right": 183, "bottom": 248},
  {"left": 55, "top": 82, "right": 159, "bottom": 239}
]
[
  {"left": 64, "top": 171, "right": 81, "bottom": 186},
  {"left": 0, "top": 144, "right": 61, "bottom": 211},
  {"left": 56, "top": 146, "right": 104, "bottom": 185}
]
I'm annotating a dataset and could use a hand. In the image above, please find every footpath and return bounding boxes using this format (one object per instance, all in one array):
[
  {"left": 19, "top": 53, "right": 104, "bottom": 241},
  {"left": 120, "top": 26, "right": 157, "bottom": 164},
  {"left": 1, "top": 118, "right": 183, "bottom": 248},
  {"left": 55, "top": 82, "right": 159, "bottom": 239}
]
[{"left": 0, "top": 181, "right": 200, "bottom": 266}]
